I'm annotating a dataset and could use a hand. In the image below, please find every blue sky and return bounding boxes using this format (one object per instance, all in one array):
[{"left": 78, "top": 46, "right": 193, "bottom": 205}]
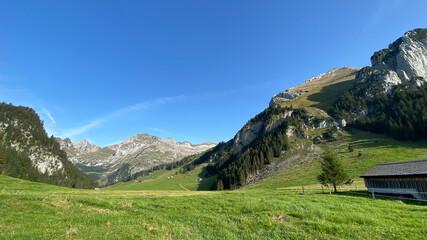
[{"left": 0, "top": 1, "right": 426, "bottom": 146}]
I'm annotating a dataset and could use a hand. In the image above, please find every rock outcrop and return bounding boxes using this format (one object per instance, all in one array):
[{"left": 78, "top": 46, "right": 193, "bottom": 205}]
[
  {"left": 356, "top": 28, "right": 427, "bottom": 93},
  {"left": 232, "top": 108, "right": 342, "bottom": 153},
  {"left": 269, "top": 90, "right": 308, "bottom": 106},
  {"left": 232, "top": 110, "right": 294, "bottom": 152}
]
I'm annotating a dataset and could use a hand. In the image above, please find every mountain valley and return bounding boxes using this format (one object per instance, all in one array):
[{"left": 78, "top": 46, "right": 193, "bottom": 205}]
[
  {"left": 1, "top": 27, "right": 426, "bottom": 240},
  {"left": 57, "top": 135, "right": 215, "bottom": 186}
]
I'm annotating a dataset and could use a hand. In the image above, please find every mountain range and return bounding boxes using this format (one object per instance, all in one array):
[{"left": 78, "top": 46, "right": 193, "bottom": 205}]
[
  {"left": 57, "top": 135, "right": 215, "bottom": 186},
  {"left": 1, "top": 28, "right": 425, "bottom": 190}
]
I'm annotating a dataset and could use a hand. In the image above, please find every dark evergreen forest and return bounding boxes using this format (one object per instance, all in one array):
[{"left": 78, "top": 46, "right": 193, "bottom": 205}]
[{"left": 331, "top": 82, "right": 427, "bottom": 140}]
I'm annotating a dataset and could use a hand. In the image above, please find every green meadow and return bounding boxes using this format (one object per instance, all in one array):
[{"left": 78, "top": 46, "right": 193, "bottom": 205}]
[
  {"left": 1, "top": 174, "right": 426, "bottom": 240},
  {"left": 1, "top": 129, "right": 426, "bottom": 239}
]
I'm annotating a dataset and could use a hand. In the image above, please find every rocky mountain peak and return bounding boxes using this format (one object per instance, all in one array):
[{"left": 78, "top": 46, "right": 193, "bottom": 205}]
[
  {"left": 304, "top": 67, "right": 356, "bottom": 83},
  {"left": 163, "top": 137, "right": 176, "bottom": 144},
  {"left": 357, "top": 28, "right": 427, "bottom": 93},
  {"left": 73, "top": 139, "right": 100, "bottom": 155}
]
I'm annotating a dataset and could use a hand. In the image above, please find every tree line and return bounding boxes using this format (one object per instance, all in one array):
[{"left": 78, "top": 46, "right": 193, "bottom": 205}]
[{"left": 331, "top": 82, "right": 427, "bottom": 140}]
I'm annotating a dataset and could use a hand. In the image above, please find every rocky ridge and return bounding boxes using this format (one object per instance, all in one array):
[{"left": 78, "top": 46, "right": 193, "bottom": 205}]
[
  {"left": 57, "top": 134, "right": 216, "bottom": 186},
  {"left": 235, "top": 67, "right": 357, "bottom": 153},
  {"left": 269, "top": 67, "right": 359, "bottom": 106},
  {"left": 356, "top": 28, "right": 427, "bottom": 94}
]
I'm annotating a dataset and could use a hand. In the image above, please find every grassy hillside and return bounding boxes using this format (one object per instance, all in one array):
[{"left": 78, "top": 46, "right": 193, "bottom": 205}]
[
  {"left": 245, "top": 128, "right": 427, "bottom": 190},
  {"left": 280, "top": 75, "right": 356, "bottom": 112},
  {"left": 1, "top": 174, "right": 426, "bottom": 239}
]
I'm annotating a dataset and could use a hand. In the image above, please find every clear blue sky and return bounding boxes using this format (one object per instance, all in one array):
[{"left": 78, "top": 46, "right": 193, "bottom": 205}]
[{"left": 1, "top": 1, "right": 426, "bottom": 146}]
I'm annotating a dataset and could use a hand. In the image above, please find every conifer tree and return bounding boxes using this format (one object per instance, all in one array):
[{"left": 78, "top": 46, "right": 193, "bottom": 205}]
[{"left": 317, "top": 150, "right": 349, "bottom": 192}]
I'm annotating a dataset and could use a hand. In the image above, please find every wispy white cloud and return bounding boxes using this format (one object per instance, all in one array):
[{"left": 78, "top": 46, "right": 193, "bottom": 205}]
[
  {"left": 149, "top": 127, "right": 174, "bottom": 135},
  {"left": 60, "top": 96, "right": 185, "bottom": 139},
  {"left": 42, "top": 108, "right": 56, "bottom": 124},
  {"left": 63, "top": 119, "right": 104, "bottom": 138}
]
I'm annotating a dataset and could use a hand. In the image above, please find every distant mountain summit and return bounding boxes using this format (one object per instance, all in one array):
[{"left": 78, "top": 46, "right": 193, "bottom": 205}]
[
  {"left": 57, "top": 134, "right": 215, "bottom": 186},
  {"left": 0, "top": 103, "right": 95, "bottom": 188}
]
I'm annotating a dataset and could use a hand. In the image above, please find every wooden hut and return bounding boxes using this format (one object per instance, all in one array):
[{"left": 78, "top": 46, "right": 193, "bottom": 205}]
[{"left": 361, "top": 159, "right": 427, "bottom": 200}]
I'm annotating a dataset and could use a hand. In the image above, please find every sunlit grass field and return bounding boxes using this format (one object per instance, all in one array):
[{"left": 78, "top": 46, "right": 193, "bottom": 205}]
[
  {"left": 1, "top": 128, "right": 426, "bottom": 239},
  {"left": 1, "top": 174, "right": 426, "bottom": 239}
]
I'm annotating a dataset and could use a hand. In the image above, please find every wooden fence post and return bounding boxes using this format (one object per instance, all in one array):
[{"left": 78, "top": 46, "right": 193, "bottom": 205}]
[
  {"left": 372, "top": 188, "right": 375, "bottom": 201},
  {"left": 302, "top": 184, "right": 304, "bottom": 195}
]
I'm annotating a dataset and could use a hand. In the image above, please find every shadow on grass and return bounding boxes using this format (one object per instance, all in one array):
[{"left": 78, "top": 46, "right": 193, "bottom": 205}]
[
  {"left": 306, "top": 80, "right": 354, "bottom": 111},
  {"left": 320, "top": 191, "right": 427, "bottom": 206},
  {"left": 344, "top": 127, "right": 427, "bottom": 150},
  {"left": 196, "top": 167, "right": 216, "bottom": 191}
]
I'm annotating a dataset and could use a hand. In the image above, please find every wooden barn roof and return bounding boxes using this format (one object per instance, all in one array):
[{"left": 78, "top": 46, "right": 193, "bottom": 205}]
[{"left": 361, "top": 159, "right": 427, "bottom": 178}]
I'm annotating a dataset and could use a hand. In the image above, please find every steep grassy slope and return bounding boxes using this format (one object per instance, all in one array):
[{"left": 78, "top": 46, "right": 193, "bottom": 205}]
[
  {"left": 1, "top": 174, "right": 426, "bottom": 239},
  {"left": 285, "top": 74, "right": 356, "bottom": 111},
  {"left": 272, "top": 67, "right": 358, "bottom": 111}
]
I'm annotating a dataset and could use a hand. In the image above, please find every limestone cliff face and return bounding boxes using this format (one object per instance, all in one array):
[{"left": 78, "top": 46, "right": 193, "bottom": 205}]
[
  {"left": 233, "top": 110, "right": 293, "bottom": 152},
  {"left": 57, "top": 134, "right": 216, "bottom": 186},
  {"left": 1, "top": 120, "right": 64, "bottom": 176},
  {"left": 231, "top": 108, "right": 346, "bottom": 153},
  {"left": 356, "top": 28, "right": 427, "bottom": 93}
]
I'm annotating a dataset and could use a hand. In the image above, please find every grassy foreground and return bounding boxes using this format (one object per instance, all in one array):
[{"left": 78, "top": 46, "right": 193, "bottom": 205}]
[{"left": 1, "top": 175, "right": 426, "bottom": 239}]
